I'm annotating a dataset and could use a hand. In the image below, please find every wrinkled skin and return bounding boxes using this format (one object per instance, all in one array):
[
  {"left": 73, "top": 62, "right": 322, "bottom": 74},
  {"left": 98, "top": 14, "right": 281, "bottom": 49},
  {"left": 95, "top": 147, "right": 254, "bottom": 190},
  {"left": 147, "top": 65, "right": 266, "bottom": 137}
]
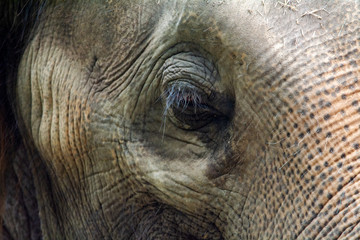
[{"left": 4, "top": 0, "right": 360, "bottom": 239}]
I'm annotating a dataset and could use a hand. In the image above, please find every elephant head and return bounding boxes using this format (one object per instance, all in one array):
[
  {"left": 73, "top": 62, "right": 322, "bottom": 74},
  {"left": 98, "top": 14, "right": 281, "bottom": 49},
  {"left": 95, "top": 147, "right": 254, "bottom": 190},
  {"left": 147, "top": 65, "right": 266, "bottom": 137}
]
[{"left": 1, "top": 0, "right": 360, "bottom": 239}]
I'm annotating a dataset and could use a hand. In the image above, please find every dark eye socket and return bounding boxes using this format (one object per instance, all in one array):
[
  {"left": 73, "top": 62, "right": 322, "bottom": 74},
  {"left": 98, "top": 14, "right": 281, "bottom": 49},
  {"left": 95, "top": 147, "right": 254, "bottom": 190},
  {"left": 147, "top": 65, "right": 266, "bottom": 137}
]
[{"left": 163, "top": 82, "right": 224, "bottom": 130}]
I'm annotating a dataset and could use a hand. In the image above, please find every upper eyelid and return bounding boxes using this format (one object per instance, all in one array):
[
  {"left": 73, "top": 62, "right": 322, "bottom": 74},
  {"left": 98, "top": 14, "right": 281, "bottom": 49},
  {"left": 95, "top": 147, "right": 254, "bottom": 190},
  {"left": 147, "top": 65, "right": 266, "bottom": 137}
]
[
  {"left": 160, "top": 52, "right": 219, "bottom": 93},
  {"left": 162, "top": 65, "right": 214, "bottom": 89}
]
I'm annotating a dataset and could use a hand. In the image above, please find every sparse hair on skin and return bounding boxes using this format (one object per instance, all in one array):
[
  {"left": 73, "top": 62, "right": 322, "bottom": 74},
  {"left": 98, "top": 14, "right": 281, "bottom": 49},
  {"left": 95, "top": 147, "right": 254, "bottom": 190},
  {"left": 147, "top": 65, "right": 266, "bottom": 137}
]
[{"left": 0, "top": 0, "right": 49, "bottom": 237}]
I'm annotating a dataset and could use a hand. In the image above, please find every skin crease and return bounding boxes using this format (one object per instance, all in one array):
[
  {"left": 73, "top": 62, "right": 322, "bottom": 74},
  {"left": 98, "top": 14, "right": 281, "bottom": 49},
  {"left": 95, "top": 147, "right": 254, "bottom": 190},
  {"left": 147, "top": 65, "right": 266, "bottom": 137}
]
[{"left": 2, "top": 0, "right": 359, "bottom": 239}]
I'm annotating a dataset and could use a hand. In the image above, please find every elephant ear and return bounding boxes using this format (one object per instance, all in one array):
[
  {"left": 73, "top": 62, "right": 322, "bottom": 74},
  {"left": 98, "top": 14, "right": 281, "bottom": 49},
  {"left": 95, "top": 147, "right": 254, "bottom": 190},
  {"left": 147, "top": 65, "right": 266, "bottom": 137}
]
[
  {"left": 0, "top": 0, "right": 21, "bottom": 234},
  {"left": 0, "top": 1, "right": 47, "bottom": 239}
]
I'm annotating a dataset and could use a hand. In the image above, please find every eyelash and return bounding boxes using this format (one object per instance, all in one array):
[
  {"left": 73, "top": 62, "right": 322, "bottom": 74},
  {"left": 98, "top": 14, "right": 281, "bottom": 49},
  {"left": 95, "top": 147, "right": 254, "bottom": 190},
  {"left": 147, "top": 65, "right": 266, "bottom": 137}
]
[{"left": 162, "top": 83, "right": 208, "bottom": 116}]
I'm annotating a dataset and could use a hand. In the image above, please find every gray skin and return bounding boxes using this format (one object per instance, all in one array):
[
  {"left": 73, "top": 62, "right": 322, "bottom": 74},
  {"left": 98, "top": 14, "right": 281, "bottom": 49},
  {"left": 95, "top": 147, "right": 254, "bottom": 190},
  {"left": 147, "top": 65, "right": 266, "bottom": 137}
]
[{"left": 5, "top": 0, "right": 360, "bottom": 239}]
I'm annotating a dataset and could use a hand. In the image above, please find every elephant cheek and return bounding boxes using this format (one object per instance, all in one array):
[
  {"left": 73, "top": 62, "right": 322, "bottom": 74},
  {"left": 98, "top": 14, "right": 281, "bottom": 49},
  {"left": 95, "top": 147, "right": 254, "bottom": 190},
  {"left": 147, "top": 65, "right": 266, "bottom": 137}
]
[
  {"left": 261, "top": 81, "right": 360, "bottom": 237},
  {"left": 17, "top": 36, "right": 94, "bottom": 185}
]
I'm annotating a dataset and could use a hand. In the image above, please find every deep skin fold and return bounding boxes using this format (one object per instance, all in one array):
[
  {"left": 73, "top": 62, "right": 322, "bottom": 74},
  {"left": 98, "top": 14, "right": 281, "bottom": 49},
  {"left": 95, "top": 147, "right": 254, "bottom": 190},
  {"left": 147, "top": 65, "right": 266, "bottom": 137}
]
[
  {"left": 0, "top": 1, "right": 51, "bottom": 239},
  {"left": 1, "top": 0, "right": 360, "bottom": 239}
]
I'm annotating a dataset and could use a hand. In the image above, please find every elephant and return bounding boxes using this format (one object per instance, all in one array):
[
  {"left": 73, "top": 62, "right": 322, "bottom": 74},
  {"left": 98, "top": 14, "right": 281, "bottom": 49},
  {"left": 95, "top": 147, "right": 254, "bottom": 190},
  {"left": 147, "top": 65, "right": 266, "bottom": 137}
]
[{"left": 1, "top": 0, "right": 360, "bottom": 239}]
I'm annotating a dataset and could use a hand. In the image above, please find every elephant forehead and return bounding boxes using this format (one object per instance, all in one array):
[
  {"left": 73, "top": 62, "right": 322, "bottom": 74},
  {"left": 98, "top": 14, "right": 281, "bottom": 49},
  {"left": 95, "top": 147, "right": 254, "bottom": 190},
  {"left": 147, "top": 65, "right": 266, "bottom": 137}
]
[
  {"left": 152, "top": 0, "right": 354, "bottom": 55},
  {"left": 36, "top": 0, "right": 358, "bottom": 72}
]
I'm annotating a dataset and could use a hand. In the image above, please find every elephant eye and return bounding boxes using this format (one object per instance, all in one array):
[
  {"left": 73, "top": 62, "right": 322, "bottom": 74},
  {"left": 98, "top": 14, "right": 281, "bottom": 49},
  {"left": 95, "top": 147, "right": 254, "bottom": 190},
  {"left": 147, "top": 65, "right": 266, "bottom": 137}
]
[
  {"left": 162, "top": 82, "right": 224, "bottom": 130},
  {"left": 159, "top": 49, "right": 234, "bottom": 130}
]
